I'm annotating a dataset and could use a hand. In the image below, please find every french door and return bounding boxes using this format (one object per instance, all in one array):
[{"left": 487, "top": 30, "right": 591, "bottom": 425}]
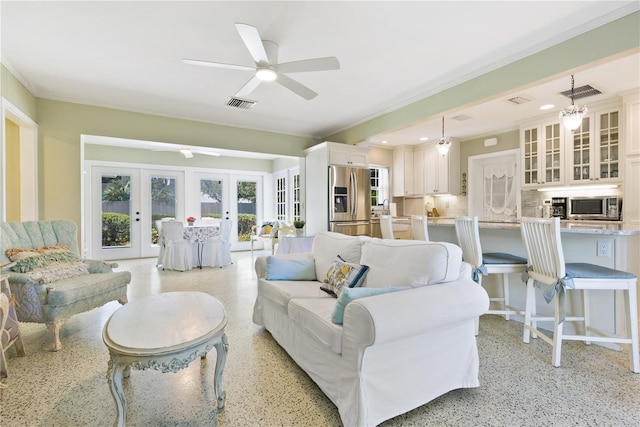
[
  {"left": 89, "top": 165, "right": 184, "bottom": 260},
  {"left": 193, "top": 173, "right": 262, "bottom": 251}
]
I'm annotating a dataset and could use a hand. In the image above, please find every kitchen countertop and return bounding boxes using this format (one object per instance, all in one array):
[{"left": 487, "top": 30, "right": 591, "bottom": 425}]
[{"left": 425, "top": 218, "right": 640, "bottom": 236}]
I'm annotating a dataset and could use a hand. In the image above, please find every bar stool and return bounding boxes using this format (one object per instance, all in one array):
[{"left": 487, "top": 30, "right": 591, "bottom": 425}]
[
  {"left": 520, "top": 217, "right": 638, "bottom": 372},
  {"left": 410, "top": 215, "right": 429, "bottom": 241},
  {"left": 454, "top": 216, "right": 527, "bottom": 334},
  {"left": 380, "top": 215, "right": 394, "bottom": 240}
]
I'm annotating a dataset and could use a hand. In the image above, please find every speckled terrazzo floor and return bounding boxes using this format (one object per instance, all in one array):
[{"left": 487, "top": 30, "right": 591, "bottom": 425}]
[{"left": 1, "top": 251, "right": 639, "bottom": 427}]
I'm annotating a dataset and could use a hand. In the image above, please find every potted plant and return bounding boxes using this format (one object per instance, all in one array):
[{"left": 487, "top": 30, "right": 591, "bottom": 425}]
[
  {"left": 293, "top": 220, "right": 306, "bottom": 236},
  {"left": 187, "top": 216, "right": 196, "bottom": 226}
]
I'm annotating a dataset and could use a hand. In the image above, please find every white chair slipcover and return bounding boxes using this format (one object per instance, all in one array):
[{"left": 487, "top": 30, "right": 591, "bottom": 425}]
[
  {"left": 155, "top": 217, "right": 175, "bottom": 267},
  {"left": 159, "top": 221, "right": 193, "bottom": 271},
  {"left": 203, "top": 219, "right": 233, "bottom": 268}
]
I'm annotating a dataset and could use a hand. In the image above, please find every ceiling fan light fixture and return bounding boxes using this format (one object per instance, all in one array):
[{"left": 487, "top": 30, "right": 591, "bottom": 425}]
[
  {"left": 559, "top": 74, "right": 588, "bottom": 131},
  {"left": 256, "top": 67, "right": 277, "bottom": 81},
  {"left": 180, "top": 148, "right": 193, "bottom": 158},
  {"left": 437, "top": 116, "right": 452, "bottom": 156}
]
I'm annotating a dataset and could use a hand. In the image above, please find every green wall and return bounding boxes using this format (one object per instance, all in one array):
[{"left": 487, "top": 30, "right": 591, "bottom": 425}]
[
  {"left": 460, "top": 130, "right": 520, "bottom": 176},
  {"left": 2, "top": 10, "right": 639, "bottom": 227},
  {"left": 326, "top": 11, "right": 640, "bottom": 145}
]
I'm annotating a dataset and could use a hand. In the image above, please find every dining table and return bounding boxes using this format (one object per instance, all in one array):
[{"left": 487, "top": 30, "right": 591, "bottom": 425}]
[{"left": 183, "top": 224, "right": 219, "bottom": 268}]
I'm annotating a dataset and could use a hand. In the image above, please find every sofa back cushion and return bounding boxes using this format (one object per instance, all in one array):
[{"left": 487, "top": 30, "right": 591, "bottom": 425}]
[
  {"left": 311, "top": 231, "right": 365, "bottom": 281},
  {"left": 1, "top": 221, "right": 79, "bottom": 265},
  {"left": 360, "top": 240, "right": 463, "bottom": 288}
]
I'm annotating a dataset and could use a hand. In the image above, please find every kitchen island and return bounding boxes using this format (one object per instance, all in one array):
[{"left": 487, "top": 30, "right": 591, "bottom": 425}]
[{"left": 425, "top": 218, "right": 640, "bottom": 343}]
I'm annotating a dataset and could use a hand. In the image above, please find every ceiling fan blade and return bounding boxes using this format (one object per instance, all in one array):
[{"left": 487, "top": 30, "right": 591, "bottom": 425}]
[
  {"left": 235, "top": 23, "right": 269, "bottom": 65},
  {"left": 183, "top": 58, "right": 255, "bottom": 72},
  {"left": 235, "top": 76, "right": 262, "bottom": 98},
  {"left": 192, "top": 150, "right": 221, "bottom": 157},
  {"left": 277, "top": 57, "right": 340, "bottom": 73},
  {"left": 276, "top": 74, "right": 317, "bottom": 100}
]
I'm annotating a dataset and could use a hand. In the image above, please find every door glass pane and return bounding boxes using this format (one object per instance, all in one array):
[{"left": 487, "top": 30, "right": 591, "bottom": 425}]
[
  {"left": 101, "top": 174, "right": 131, "bottom": 248},
  {"left": 200, "top": 179, "right": 223, "bottom": 219},
  {"left": 237, "top": 180, "right": 257, "bottom": 242},
  {"left": 150, "top": 176, "right": 176, "bottom": 245}
]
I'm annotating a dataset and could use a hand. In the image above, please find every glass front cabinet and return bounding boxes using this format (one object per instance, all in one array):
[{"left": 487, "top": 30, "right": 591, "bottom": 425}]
[
  {"left": 521, "top": 121, "right": 564, "bottom": 188},
  {"left": 568, "top": 108, "right": 621, "bottom": 184}
]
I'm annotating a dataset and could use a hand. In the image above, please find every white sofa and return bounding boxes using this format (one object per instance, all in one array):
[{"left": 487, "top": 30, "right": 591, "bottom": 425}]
[{"left": 253, "top": 231, "right": 490, "bottom": 426}]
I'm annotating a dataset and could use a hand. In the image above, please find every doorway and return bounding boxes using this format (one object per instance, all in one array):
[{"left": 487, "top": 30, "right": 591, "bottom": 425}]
[
  {"left": 88, "top": 165, "right": 185, "bottom": 260},
  {"left": 468, "top": 149, "right": 520, "bottom": 221}
]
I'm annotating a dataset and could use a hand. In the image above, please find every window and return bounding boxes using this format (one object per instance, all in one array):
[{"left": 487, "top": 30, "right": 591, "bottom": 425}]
[
  {"left": 276, "top": 176, "right": 286, "bottom": 220},
  {"left": 369, "top": 167, "right": 389, "bottom": 207},
  {"left": 292, "top": 173, "right": 301, "bottom": 221}
]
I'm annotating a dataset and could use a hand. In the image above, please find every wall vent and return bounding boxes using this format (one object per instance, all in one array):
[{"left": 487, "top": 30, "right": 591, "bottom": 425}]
[
  {"left": 559, "top": 84, "right": 601, "bottom": 100},
  {"left": 226, "top": 97, "right": 257, "bottom": 110},
  {"left": 507, "top": 96, "right": 531, "bottom": 105}
]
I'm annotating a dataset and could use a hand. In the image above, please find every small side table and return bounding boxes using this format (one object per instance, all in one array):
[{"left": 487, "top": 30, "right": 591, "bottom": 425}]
[
  {"left": 1, "top": 276, "right": 26, "bottom": 379},
  {"left": 103, "top": 292, "right": 228, "bottom": 427}
]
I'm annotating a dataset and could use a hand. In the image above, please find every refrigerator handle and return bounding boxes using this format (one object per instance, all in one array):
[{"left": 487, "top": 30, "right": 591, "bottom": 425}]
[
  {"left": 349, "top": 170, "right": 355, "bottom": 216},
  {"left": 352, "top": 170, "right": 358, "bottom": 216}
]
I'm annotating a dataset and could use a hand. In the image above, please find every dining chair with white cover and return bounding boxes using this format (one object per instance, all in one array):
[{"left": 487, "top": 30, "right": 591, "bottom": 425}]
[
  {"left": 455, "top": 216, "right": 527, "bottom": 334},
  {"left": 158, "top": 221, "right": 193, "bottom": 271},
  {"left": 520, "top": 217, "right": 638, "bottom": 372},
  {"left": 410, "top": 215, "right": 430, "bottom": 241},
  {"left": 379, "top": 215, "right": 394, "bottom": 240},
  {"left": 204, "top": 219, "right": 233, "bottom": 268},
  {"left": 155, "top": 217, "right": 175, "bottom": 267}
]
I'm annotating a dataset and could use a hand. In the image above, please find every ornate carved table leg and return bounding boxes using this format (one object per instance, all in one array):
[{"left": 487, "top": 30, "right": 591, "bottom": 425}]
[
  {"left": 213, "top": 333, "right": 228, "bottom": 409},
  {"left": 107, "top": 357, "right": 128, "bottom": 427}
]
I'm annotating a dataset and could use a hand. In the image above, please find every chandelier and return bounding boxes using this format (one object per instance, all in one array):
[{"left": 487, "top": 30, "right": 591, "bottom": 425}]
[
  {"left": 559, "top": 74, "right": 588, "bottom": 131},
  {"left": 437, "top": 116, "right": 452, "bottom": 155}
]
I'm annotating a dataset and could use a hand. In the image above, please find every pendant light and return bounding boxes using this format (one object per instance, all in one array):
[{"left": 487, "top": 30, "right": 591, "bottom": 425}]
[
  {"left": 437, "top": 116, "right": 452, "bottom": 155},
  {"left": 559, "top": 74, "right": 588, "bottom": 131}
]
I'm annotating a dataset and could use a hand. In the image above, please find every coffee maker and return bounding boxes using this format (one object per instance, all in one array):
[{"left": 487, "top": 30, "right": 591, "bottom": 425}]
[{"left": 550, "top": 197, "right": 567, "bottom": 219}]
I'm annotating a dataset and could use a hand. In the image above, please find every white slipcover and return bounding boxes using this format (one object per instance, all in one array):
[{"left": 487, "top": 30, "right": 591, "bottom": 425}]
[{"left": 253, "top": 231, "right": 490, "bottom": 426}]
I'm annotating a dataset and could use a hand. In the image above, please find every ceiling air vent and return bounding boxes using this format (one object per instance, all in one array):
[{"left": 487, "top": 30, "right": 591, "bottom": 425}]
[
  {"left": 559, "top": 84, "right": 601, "bottom": 100},
  {"left": 226, "top": 97, "right": 257, "bottom": 110},
  {"left": 507, "top": 96, "right": 531, "bottom": 105},
  {"left": 451, "top": 114, "right": 471, "bottom": 121}
]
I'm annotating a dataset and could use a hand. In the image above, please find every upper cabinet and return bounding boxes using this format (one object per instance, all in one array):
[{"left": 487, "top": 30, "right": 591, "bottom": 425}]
[
  {"left": 568, "top": 108, "right": 621, "bottom": 183},
  {"left": 392, "top": 146, "right": 424, "bottom": 197},
  {"left": 424, "top": 140, "right": 460, "bottom": 195},
  {"left": 393, "top": 141, "right": 459, "bottom": 197},
  {"left": 520, "top": 102, "right": 622, "bottom": 188},
  {"left": 521, "top": 120, "right": 564, "bottom": 188},
  {"left": 328, "top": 143, "right": 369, "bottom": 167}
]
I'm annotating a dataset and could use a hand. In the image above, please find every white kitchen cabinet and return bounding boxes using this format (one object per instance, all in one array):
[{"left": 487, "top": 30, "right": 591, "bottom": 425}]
[
  {"left": 392, "top": 146, "right": 424, "bottom": 197},
  {"left": 623, "top": 90, "right": 639, "bottom": 225},
  {"left": 328, "top": 143, "right": 369, "bottom": 167},
  {"left": 521, "top": 121, "right": 564, "bottom": 188},
  {"left": 424, "top": 140, "right": 460, "bottom": 195},
  {"left": 568, "top": 108, "right": 622, "bottom": 183}
]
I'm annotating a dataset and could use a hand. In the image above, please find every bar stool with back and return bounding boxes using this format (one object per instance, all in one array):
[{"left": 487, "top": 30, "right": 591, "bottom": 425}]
[
  {"left": 455, "top": 216, "right": 528, "bottom": 334},
  {"left": 410, "top": 215, "right": 430, "bottom": 241},
  {"left": 520, "top": 217, "right": 638, "bottom": 372}
]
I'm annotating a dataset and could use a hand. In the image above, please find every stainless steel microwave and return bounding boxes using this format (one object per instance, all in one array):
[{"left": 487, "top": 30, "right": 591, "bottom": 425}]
[{"left": 567, "top": 196, "right": 621, "bottom": 221}]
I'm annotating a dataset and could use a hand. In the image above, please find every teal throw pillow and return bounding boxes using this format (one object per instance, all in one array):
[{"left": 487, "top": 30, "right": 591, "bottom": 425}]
[
  {"left": 265, "top": 257, "right": 316, "bottom": 281},
  {"left": 331, "top": 286, "right": 409, "bottom": 324}
]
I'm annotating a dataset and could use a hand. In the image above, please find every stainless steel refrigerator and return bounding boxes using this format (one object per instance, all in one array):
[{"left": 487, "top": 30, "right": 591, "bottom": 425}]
[{"left": 329, "top": 165, "right": 371, "bottom": 236}]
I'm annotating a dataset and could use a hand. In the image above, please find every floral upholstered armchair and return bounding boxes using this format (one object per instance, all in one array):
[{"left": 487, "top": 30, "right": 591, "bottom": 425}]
[{"left": 0, "top": 221, "right": 130, "bottom": 350}]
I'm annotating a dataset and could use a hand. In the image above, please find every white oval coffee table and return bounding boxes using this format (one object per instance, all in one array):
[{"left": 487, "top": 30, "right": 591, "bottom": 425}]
[{"left": 102, "top": 291, "right": 228, "bottom": 427}]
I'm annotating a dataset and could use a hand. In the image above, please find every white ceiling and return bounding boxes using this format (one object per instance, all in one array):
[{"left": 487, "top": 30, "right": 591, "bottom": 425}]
[{"left": 2, "top": 1, "right": 639, "bottom": 154}]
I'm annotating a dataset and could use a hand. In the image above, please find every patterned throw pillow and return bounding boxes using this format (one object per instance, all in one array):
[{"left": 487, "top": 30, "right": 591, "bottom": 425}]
[{"left": 320, "top": 255, "right": 369, "bottom": 297}]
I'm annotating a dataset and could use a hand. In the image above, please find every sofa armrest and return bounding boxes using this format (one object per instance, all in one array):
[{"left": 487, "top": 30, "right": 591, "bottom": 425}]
[
  {"left": 343, "top": 279, "right": 489, "bottom": 348},
  {"left": 254, "top": 252, "right": 315, "bottom": 279},
  {"left": 84, "top": 259, "right": 118, "bottom": 273}
]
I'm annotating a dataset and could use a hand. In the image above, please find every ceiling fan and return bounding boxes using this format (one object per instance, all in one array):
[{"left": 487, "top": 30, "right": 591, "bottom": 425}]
[{"left": 183, "top": 23, "right": 340, "bottom": 100}]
